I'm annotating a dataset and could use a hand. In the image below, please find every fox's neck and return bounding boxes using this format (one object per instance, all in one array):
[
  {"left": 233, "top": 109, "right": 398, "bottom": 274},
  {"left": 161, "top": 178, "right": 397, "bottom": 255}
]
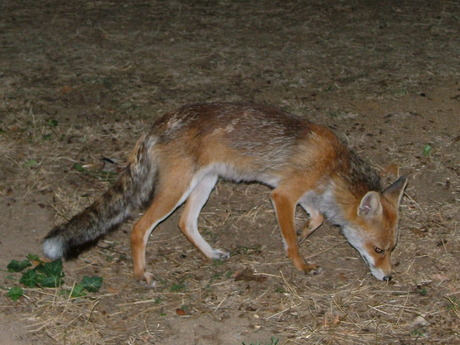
[
  {"left": 315, "top": 184, "right": 349, "bottom": 227},
  {"left": 322, "top": 148, "right": 382, "bottom": 226},
  {"left": 317, "top": 175, "right": 379, "bottom": 227}
]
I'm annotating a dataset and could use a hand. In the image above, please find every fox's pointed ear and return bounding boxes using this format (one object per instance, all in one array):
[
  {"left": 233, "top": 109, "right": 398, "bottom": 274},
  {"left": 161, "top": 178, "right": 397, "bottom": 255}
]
[
  {"left": 358, "top": 191, "right": 382, "bottom": 218},
  {"left": 383, "top": 176, "right": 408, "bottom": 207}
]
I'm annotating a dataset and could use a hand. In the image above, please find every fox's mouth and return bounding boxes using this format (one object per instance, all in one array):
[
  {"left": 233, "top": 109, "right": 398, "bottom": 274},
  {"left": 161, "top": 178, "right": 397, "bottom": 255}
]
[
  {"left": 361, "top": 255, "right": 374, "bottom": 269},
  {"left": 359, "top": 254, "right": 388, "bottom": 281},
  {"left": 361, "top": 254, "right": 372, "bottom": 268}
]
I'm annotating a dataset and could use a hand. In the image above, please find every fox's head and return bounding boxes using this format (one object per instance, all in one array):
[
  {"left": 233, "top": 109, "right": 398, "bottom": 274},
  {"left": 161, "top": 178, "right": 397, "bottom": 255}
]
[{"left": 343, "top": 176, "right": 408, "bottom": 281}]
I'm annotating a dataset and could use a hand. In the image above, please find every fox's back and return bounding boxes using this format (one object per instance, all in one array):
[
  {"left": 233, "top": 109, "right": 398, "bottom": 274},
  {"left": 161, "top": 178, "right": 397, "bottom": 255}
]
[
  {"left": 144, "top": 103, "right": 351, "bottom": 188},
  {"left": 151, "top": 103, "right": 309, "bottom": 146}
]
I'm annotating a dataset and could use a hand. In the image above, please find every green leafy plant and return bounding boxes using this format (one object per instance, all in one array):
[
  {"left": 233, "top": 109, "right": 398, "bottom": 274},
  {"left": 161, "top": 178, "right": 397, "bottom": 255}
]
[
  {"left": 7, "top": 259, "right": 32, "bottom": 272},
  {"left": 7, "top": 286, "right": 24, "bottom": 301},
  {"left": 5, "top": 255, "right": 103, "bottom": 301},
  {"left": 19, "top": 259, "right": 64, "bottom": 288},
  {"left": 62, "top": 276, "right": 104, "bottom": 298},
  {"left": 423, "top": 144, "right": 432, "bottom": 157},
  {"left": 80, "top": 276, "right": 103, "bottom": 292}
]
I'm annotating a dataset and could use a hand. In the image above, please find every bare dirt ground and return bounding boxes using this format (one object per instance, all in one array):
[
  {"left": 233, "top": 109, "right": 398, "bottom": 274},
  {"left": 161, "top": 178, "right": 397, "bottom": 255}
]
[{"left": 1, "top": 1, "right": 459, "bottom": 344}]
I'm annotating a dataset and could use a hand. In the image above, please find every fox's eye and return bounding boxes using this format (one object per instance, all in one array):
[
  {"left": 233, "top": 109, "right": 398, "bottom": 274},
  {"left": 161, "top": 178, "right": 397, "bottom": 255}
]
[{"left": 374, "top": 247, "right": 384, "bottom": 254}]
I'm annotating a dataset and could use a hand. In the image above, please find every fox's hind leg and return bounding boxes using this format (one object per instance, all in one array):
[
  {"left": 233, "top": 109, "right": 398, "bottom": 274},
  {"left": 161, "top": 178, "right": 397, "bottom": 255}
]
[
  {"left": 271, "top": 183, "right": 319, "bottom": 274},
  {"left": 179, "top": 174, "right": 230, "bottom": 260},
  {"left": 131, "top": 171, "right": 193, "bottom": 286}
]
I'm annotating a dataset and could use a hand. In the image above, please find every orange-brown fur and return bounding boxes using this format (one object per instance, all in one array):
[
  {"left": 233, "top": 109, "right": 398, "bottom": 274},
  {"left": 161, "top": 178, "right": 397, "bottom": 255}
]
[{"left": 43, "top": 103, "right": 407, "bottom": 286}]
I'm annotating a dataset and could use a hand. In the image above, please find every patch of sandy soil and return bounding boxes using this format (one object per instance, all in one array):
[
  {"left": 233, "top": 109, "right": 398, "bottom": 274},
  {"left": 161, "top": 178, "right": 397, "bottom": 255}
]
[{"left": 1, "top": 1, "right": 459, "bottom": 344}]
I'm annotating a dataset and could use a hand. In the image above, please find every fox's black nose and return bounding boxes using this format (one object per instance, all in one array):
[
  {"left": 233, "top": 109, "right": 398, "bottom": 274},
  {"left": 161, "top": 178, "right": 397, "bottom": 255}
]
[{"left": 383, "top": 275, "right": 392, "bottom": 281}]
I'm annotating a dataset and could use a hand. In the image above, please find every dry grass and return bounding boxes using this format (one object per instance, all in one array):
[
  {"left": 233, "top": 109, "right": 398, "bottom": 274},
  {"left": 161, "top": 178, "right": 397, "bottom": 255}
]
[{"left": 1, "top": 0, "right": 459, "bottom": 344}]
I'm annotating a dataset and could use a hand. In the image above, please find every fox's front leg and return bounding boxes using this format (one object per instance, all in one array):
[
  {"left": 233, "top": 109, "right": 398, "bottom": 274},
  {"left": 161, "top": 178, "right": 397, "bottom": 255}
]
[
  {"left": 299, "top": 209, "right": 324, "bottom": 242},
  {"left": 271, "top": 187, "right": 319, "bottom": 274}
]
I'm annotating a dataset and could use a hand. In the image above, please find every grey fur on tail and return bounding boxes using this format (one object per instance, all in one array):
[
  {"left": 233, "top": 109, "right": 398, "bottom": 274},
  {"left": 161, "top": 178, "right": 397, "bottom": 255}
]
[{"left": 43, "top": 135, "right": 157, "bottom": 260}]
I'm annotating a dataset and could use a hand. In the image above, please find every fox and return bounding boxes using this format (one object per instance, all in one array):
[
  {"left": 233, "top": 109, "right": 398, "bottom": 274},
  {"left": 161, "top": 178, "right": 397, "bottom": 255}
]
[{"left": 43, "top": 102, "right": 408, "bottom": 286}]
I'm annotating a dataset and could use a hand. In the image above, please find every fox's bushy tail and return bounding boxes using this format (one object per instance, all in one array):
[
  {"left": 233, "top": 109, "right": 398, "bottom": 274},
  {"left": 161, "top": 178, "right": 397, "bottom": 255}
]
[{"left": 43, "top": 135, "right": 158, "bottom": 260}]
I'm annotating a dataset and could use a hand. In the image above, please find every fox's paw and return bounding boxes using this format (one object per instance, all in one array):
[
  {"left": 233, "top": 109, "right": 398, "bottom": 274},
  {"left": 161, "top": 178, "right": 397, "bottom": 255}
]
[
  {"left": 307, "top": 265, "right": 322, "bottom": 276},
  {"left": 136, "top": 272, "right": 156, "bottom": 288},
  {"left": 210, "top": 249, "right": 230, "bottom": 261},
  {"left": 299, "top": 262, "right": 322, "bottom": 276}
]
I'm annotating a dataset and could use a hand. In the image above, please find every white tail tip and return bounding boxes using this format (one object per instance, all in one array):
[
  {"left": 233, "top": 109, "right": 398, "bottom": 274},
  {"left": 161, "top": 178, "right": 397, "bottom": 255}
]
[{"left": 43, "top": 238, "right": 64, "bottom": 260}]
